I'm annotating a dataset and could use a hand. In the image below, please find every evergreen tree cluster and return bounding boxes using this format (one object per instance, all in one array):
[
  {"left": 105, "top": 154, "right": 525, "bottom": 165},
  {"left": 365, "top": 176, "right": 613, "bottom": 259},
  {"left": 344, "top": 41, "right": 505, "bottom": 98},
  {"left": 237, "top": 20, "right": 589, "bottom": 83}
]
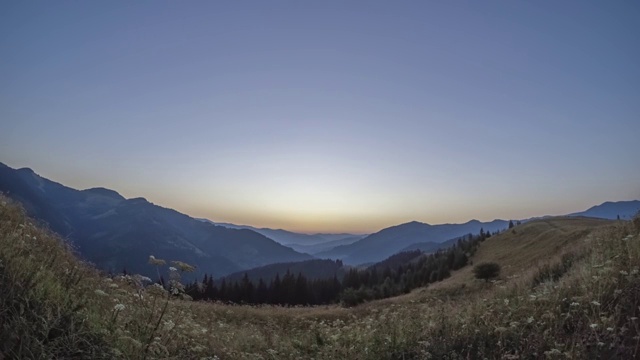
[
  {"left": 186, "top": 271, "right": 341, "bottom": 305},
  {"left": 185, "top": 229, "right": 494, "bottom": 307}
]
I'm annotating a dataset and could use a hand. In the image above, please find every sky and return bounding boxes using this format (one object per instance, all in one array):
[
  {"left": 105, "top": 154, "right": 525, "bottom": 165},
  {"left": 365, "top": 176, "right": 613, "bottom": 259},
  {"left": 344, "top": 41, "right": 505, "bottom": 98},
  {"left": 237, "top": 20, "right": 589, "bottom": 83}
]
[{"left": 1, "top": 1, "right": 639, "bottom": 234}]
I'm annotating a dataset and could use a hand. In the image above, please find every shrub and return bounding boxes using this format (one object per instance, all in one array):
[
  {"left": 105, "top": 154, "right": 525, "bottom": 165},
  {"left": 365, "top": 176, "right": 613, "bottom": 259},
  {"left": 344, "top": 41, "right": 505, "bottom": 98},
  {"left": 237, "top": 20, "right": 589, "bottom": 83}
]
[{"left": 473, "top": 262, "right": 501, "bottom": 282}]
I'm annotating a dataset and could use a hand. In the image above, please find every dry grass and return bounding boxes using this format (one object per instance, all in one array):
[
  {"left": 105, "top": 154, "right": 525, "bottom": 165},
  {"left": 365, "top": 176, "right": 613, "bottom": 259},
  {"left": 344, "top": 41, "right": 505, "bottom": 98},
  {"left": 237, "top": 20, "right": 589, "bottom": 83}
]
[{"left": 1, "top": 194, "right": 639, "bottom": 359}]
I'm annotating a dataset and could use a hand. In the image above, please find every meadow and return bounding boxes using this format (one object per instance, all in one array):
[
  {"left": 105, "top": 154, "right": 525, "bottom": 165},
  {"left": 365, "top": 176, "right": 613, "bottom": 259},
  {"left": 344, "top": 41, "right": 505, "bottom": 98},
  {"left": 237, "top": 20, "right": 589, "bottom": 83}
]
[{"left": 1, "top": 194, "right": 638, "bottom": 359}]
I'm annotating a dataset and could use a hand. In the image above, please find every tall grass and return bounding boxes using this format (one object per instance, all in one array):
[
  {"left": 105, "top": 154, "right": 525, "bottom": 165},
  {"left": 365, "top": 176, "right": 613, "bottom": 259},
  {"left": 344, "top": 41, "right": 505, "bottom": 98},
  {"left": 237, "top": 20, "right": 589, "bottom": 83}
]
[
  {"left": 0, "top": 198, "right": 113, "bottom": 358},
  {"left": 1, "top": 195, "right": 639, "bottom": 359}
]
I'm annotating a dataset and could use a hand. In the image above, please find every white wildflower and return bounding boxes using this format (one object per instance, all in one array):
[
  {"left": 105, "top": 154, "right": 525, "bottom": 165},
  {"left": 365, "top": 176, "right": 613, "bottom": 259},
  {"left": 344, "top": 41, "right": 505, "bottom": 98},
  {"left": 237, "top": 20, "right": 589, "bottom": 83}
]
[
  {"left": 114, "top": 303, "right": 125, "bottom": 311},
  {"left": 591, "top": 301, "right": 601, "bottom": 306},
  {"left": 570, "top": 302, "right": 580, "bottom": 307},
  {"left": 148, "top": 255, "right": 166, "bottom": 266},
  {"left": 94, "top": 289, "right": 108, "bottom": 296},
  {"left": 607, "top": 327, "right": 614, "bottom": 331},
  {"left": 590, "top": 323, "right": 598, "bottom": 329},
  {"left": 527, "top": 316, "right": 534, "bottom": 324},
  {"left": 620, "top": 270, "right": 629, "bottom": 276},
  {"left": 169, "top": 267, "right": 178, "bottom": 272},
  {"left": 163, "top": 320, "right": 175, "bottom": 331},
  {"left": 544, "top": 348, "right": 562, "bottom": 355}
]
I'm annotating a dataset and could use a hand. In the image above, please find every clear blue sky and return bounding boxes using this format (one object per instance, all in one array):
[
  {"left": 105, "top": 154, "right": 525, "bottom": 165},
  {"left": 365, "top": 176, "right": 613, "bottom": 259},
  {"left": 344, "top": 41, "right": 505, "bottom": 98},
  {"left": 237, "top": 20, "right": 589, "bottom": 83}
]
[{"left": 1, "top": 1, "right": 639, "bottom": 233}]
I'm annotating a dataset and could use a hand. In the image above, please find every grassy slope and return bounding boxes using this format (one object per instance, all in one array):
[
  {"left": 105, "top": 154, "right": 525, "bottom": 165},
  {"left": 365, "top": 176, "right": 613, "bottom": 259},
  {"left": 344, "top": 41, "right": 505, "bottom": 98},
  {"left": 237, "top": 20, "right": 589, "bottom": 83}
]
[
  {"left": 428, "top": 217, "right": 612, "bottom": 289},
  {"left": 1, "top": 195, "right": 639, "bottom": 359}
]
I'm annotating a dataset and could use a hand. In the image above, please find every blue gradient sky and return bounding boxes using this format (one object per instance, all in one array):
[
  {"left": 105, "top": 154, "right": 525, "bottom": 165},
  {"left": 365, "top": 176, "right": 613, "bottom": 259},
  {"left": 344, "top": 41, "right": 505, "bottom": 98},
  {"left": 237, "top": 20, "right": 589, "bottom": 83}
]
[{"left": 1, "top": 1, "right": 639, "bottom": 233}]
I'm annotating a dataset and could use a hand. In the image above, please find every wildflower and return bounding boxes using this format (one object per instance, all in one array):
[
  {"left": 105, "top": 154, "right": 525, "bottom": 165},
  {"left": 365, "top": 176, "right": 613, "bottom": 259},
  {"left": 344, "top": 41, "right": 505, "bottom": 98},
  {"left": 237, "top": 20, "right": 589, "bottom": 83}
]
[
  {"left": 148, "top": 255, "right": 166, "bottom": 266},
  {"left": 527, "top": 316, "right": 534, "bottom": 324},
  {"left": 171, "top": 260, "right": 196, "bottom": 272},
  {"left": 163, "top": 319, "right": 175, "bottom": 331},
  {"left": 607, "top": 327, "right": 614, "bottom": 331},
  {"left": 169, "top": 267, "right": 178, "bottom": 272},
  {"left": 544, "top": 348, "right": 562, "bottom": 355},
  {"left": 570, "top": 302, "right": 580, "bottom": 307},
  {"left": 495, "top": 327, "right": 508, "bottom": 333},
  {"left": 591, "top": 301, "right": 601, "bottom": 306},
  {"left": 504, "top": 299, "right": 509, "bottom": 306},
  {"left": 114, "top": 304, "right": 125, "bottom": 311},
  {"left": 620, "top": 270, "right": 629, "bottom": 276},
  {"left": 139, "top": 276, "right": 152, "bottom": 283},
  {"left": 590, "top": 324, "right": 598, "bottom": 329},
  {"left": 94, "top": 289, "right": 108, "bottom": 296},
  {"left": 631, "top": 268, "right": 639, "bottom": 275}
]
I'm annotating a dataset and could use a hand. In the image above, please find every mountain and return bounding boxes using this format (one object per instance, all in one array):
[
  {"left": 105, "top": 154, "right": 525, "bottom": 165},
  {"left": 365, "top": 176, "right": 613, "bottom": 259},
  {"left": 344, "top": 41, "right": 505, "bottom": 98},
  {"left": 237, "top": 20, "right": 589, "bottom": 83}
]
[
  {"left": 569, "top": 200, "right": 640, "bottom": 220},
  {"left": 316, "top": 220, "right": 509, "bottom": 265},
  {"left": 0, "top": 163, "right": 312, "bottom": 278},
  {"left": 284, "top": 235, "right": 364, "bottom": 255},
  {"left": 199, "top": 219, "right": 365, "bottom": 246},
  {"left": 222, "top": 259, "right": 345, "bottom": 284},
  {"left": 400, "top": 236, "right": 461, "bottom": 253}
]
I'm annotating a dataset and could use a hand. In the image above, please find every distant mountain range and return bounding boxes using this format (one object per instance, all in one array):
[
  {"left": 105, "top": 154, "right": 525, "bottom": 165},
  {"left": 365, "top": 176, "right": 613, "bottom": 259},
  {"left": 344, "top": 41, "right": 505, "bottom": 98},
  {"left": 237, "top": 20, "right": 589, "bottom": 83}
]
[
  {"left": 198, "top": 219, "right": 366, "bottom": 253},
  {"left": 569, "top": 201, "right": 640, "bottom": 220},
  {"left": 1, "top": 161, "right": 638, "bottom": 279},
  {"left": 0, "top": 163, "right": 311, "bottom": 278},
  {"left": 316, "top": 219, "right": 510, "bottom": 265},
  {"left": 314, "top": 201, "right": 640, "bottom": 265}
]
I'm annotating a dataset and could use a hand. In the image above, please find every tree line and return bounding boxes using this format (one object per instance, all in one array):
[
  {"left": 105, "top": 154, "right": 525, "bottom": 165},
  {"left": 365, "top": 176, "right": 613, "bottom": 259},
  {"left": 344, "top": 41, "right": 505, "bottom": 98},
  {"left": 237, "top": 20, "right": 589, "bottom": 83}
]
[{"left": 184, "top": 228, "right": 497, "bottom": 306}]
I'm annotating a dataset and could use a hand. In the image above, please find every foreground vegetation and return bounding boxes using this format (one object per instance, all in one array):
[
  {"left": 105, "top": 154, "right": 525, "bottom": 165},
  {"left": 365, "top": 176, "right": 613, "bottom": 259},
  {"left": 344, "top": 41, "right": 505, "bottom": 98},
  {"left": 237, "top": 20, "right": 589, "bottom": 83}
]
[{"left": 1, "top": 195, "right": 639, "bottom": 359}]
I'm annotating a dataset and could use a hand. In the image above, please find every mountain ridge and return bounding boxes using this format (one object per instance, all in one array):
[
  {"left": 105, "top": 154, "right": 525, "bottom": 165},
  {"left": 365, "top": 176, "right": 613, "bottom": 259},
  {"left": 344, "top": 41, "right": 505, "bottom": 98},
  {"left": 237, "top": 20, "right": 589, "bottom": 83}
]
[
  {"left": 0, "top": 162, "right": 312, "bottom": 278},
  {"left": 316, "top": 218, "right": 509, "bottom": 265},
  {"left": 198, "top": 218, "right": 366, "bottom": 249}
]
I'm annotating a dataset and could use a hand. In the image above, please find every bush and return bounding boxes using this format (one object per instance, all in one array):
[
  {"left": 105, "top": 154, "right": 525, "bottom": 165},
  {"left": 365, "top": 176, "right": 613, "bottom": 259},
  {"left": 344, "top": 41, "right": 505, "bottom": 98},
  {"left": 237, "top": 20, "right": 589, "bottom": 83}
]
[{"left": 473, "top": 262, "right": 501, "bottom": 282}]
